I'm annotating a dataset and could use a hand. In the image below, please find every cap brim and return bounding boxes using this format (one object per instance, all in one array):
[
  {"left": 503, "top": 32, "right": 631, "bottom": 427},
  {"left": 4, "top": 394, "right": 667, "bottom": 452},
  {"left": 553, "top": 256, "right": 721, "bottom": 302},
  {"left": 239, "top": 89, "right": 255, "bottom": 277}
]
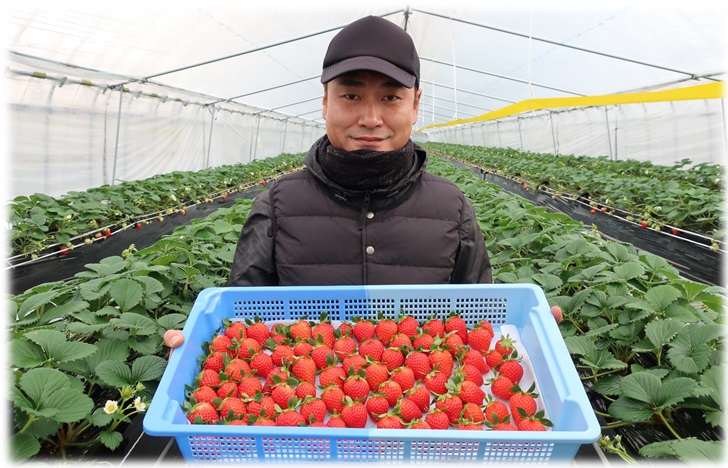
[{"left": 321, "top": 56, "right": 416, "bottom": 88}]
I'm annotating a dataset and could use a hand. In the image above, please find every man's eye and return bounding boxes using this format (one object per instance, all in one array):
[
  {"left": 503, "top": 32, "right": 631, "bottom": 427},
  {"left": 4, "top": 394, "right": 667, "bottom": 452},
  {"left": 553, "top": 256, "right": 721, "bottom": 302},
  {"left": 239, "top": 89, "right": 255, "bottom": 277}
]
[
  {"left": 383, "top": 95, "right": 400, "bottom": 102},
  {"left": 343, "top": 94, "right": 359, "bottom": 100}
]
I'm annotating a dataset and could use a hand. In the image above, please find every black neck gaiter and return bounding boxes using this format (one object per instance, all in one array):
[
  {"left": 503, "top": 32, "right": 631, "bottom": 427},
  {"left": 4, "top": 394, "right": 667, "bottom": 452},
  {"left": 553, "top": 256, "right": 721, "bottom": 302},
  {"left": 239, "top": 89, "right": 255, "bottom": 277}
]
[{"left": 318, "top": 138, "right": 415, "bottom": 191}]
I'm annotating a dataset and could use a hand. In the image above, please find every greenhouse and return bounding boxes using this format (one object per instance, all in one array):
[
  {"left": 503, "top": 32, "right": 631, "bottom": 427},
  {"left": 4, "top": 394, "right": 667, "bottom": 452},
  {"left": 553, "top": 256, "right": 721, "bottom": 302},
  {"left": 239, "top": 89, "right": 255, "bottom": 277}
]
[{"left": 5, "top": 1, "right": 725, "bottom": 465}]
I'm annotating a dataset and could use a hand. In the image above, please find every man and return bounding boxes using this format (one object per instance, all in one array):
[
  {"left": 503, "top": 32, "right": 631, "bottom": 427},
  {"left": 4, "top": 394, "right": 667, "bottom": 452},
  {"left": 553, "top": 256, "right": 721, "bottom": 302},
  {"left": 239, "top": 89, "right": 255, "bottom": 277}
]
[{"left": 165, "top": 15, "right": 561, "bottom": 349}]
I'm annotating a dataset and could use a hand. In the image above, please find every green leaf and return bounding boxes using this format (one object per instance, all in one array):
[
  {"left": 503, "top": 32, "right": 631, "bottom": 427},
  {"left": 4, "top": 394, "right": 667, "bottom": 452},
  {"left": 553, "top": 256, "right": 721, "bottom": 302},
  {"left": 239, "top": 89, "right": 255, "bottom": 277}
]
[
  {"left": 109, "top": 279, "right": 144, "bottom": 312},
  {"left": 9, "top": 338, "right": 47, "bottom": 368},
  {"left": 619, "top": 372, "right": 661, "bottom": 403},
  {"left": 10, "top": 433, "right": 41, "bottom": 462},
  {"left": 23, "top": 330, "right": 98, "bottom": 365},
  {"left": 579, "top": 350, "right": 628, "bottom": 372},
  {"left": 531, "top": 273, "right": 562, "bottom": 293},
  {"left": 643, "top": 285, "right": 683, "bottom": 313},
  {"left": 100, "top": 431, "right": 124, "bottom": 451},
  {"left": 644, "top": 319, "right": 685, "bottom": 349},
  {"left": 667, "top": 324, "right": 721, "bottom": 374},
  {"left": 95, "top": 360, "right": 133, "bottom": 387},
  {"left": 111, "top": 312, "right": 157, "bottom": 336},
  {"left": 640, "top": 439, "right": 725, "bottom": 462},
  {"left": 608, "top": 396, "right": 655, "bottom": 422},
  {"left": 17, "top": 368, "right": 94, "bottom": 423},
  {"left": 16, "top": 291, "right": 59, "bottom": 319},
  {"left": 130, "top": 355, "right": 168, "bottom": 382},
  {"left": 655, "top": 377, "right": 698, "bottom": 408}
]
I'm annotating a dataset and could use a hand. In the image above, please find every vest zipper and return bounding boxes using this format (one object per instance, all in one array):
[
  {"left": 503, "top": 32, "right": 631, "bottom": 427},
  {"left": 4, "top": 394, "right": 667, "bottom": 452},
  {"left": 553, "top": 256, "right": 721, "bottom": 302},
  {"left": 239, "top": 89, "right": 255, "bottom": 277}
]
[{"left": 358, "top": 191, "right": 371, "bottom": 230}]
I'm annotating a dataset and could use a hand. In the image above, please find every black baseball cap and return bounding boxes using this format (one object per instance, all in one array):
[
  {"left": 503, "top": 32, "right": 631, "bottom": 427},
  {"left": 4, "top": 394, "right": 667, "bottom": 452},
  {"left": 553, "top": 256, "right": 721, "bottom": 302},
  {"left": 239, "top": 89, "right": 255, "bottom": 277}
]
[{"left": 321, "top": 15, "right": 420, "bottom": 88}]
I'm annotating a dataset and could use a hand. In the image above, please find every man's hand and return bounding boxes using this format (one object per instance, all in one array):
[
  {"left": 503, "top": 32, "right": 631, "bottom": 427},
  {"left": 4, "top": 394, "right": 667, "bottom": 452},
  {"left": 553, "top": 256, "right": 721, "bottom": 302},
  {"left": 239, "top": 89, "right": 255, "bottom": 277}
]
[
  {"left": 551, "top": 305, "right": 563, "bottom": 324},
  {"left": 164, "top": 329, "right": 185, "bottom": 352}
]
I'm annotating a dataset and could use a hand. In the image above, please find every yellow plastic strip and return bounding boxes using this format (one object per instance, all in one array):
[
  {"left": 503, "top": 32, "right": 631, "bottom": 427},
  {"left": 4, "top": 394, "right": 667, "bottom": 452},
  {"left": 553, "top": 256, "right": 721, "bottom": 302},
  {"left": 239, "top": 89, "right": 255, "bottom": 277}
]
[{"left": 416, "top": 81, "right": 724, "bottom": 132}]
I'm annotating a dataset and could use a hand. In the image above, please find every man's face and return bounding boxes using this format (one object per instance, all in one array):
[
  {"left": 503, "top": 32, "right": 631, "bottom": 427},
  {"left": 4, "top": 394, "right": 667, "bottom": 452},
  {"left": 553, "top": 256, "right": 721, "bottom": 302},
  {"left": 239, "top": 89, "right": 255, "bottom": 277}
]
[{"left": 322, "top": 70, "right": 422, "bottom": 152}]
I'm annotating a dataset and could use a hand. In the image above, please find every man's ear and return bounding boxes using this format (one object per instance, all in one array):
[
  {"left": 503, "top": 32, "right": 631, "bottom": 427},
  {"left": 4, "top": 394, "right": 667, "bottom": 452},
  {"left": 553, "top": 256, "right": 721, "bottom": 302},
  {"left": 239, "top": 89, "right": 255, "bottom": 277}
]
[
  {"left": 322, "top": 85, "right": 328, "bottom": 120},
  {"left": 412, "top": 88, "right": 423, "bottom": 125}
]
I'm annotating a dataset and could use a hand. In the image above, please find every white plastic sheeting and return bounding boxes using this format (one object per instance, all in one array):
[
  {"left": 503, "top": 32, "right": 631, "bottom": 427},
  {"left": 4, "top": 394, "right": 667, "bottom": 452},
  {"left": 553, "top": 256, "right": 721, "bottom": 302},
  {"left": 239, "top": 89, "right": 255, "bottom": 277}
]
[{"left": 4, "top": 1, "right": 726, "bottom": 199}]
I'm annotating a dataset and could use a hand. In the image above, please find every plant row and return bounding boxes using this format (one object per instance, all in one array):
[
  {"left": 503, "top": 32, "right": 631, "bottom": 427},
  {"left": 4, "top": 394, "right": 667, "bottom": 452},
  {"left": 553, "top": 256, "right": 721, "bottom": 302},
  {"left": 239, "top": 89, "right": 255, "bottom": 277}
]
[
  {"left": 7, "top": 154, "right": 303, "bottom": 260},
  {"left": 7, "top": 152, "right": 724, "bottom": 463},
  {"left": 425, "top": 142, "right": 724, "bottom": 240}
]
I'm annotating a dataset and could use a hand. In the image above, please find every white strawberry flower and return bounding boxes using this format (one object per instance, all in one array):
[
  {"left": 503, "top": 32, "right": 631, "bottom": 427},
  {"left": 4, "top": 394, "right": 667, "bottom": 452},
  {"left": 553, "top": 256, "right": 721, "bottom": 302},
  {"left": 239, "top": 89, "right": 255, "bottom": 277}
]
[
  {"left": 104, "top": 400, "right": 119, "bottom": 414},
  {"left": 134, "top": 397, "right": 147, "bottom": 412}
]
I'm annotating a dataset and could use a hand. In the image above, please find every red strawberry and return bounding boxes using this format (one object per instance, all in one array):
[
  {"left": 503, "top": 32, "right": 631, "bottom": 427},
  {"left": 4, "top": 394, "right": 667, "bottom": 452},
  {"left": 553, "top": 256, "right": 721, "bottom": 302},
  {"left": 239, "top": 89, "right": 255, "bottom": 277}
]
[
  {"left": 342, "top": 368, "right": 370, "bottom": 402},
  {"left": 456, "top": 422, "right": 483, "bottom": 430},
  {"left": 412, "top": 333, "right": 435, "bottom": 352},
  {"left": 238, "top": 376, "right": 263, "bottom": 398},
  {"left": 390, "top": 366, "right": 415, "bottom": 392},
  {"left": 405, "top": 351, "right": 431, "bottom": 380},
  {"left": 216, "top": 381, "right": 239, "bottom": 399},
  {"left": 246, "top": 394, "right": 275, "bottom": 422},
  {"left": 289, "top": 319, "right": 313, "bottom": 342},
  {"left": 459, "top": 380, "right": 485, "bottom": 406},
  {"left": 444, "top": 333, "right": 465, "bottom": 356},
  {"left": 263, "top": 367, "right": 290, "bottom": 393},
  {"left": 396, "top": 398, "right": 423, "bottom": 423},
  {"left": 509, "top": 383, "right": 539, "bottom": 424},
  {"left": 467, "top": 327, "right": 492, "bottom": 353},
  {"left": 203, "top": 351, "right": 227, "bottom": 373},
  {"left": 276, "top": 403, "right": 306, "bottom": 427},
  {"left": 476, "top": 319, "right": 494, "bottom": 336},
  {"left": 484, "top": 395, "right": 511, "bottom": 424},
  {"left": 640, "top": 220, "right": 648, "bottom": 229},
  {"left": 337, "top": 322, "right": 354, "bottom": 338},
  {"left": 491, "top": 420, "right": 519, "bottom": 431},
  {"left": 379, "top": 379, "right": 403, "bottom": 407},
  {"left": 429, "top": 347, "right": 454, "bottom": 376},
  {"left": 236, "top": 337, "right": 261, "bottom": 360},
  {"left": 192, "top": 385, "right": 217, "bottom": 405},
  {"left": 434, "top": 394, "right": 463, "bottom": 424},
  {"left": 516, "top": 410, "right": 552, "bottom": 431},
  {"left": 409, "top": 419, "right": 431, "bottom": 429},
  {"left": 312, "top": 318, "right": 336, "bottom": 349},
  {"left": 424, "top": 408, "right": 450, "bottom": 429},
  {"left": 444, "top": 314, "right": 468, "bottom": 344},
  {"left": 319, "top": 364, "right": 346, "bottom": 389},
  {"left": 291, "top": 355, "right": 317, "bottom": 384},
  {"left": 209, "top": 334, "right": 235, "bottom": 357},
  {"left": 341, "top": 353, "right": 367, "bottom": 375},
  {"left": 352, "top": 317, "right": 376, "bottom": 343},
  {"left": 461, "top": 402, "right": 485, "bottom": 425},
  {"left": 227, "top": 419, "right": 247, "bottom": 426},
  {"left": 197, "top": 368, "right": 221, "bottom": 388},
  {"left": 245, "top": 319, "right": 270, "bottom": 346},
  {"left": 406, "top": 384, "right": 431, "bottom": 412},
  {"left": 460, "top": 348, "right": 490, "bottom": 374},
  {"left": 381, "top": 347, "right": 404, "bottom": 371},
  {"left": 333, "top": 335, "right": 358, "bottom": 360},
  {"left": 397, "top": 315, "right": 419, "bottom": 336},
  {"left": 187, "top": 401, "right": 219, "bottom": 424},
  {"left": 268, "top": 341, "right": 295, "bottom": 368},
  {"left": 223, "top": 358, "right": 251, "bottom": 382},
  {"left": 374, "top": 316, "right": 399, "bottom": 344},
  {"left": 341, "top": 397, "right": 368, "bottom": 428},
  {"left": 358, "top": 338, "right": 385, "bottom": 361},
  {"left": 295, "top": 381, "right": 317, "bottom": 400},
  {"left": 485, "top": 349, "right": 504, "bottom": 370},
  {"left": 489, "top": 374, "right": 515, "bottom": 401},
  {"left": 293, "top": 340, "right": 313, "bottom": 357},
  {"left": 249, "top": 351, "right": 274, "bottom": 378},
  {"left": 300, "top": 396, "right": 327, "bottom": 424},
  {"left": 311, "top": 341, "right": 336, "bottom": 370},
  {"left": 389, "top": 332, "right": 413, "bottom": 349},
  {"left": 320, "top": 384, "right": 346, "bottom": 414},
  {"left": 224, "top": 320, "right": 247, "bottom": 341},
  {"left": 495, "top": 334, "right": 516, "bottom": 356},
  {"left": 499, "top": 357, "right": 524, "bottom": 384},
  {"left": 366, "top": 393, "right": 390, "bottom": 422},
  {"left": 423, "top": 369, "right": 449, "bottom": 395},
  {"left": 270, "top": 377, "right": 298, "bottom": 409},
  {"left": 460, "top": 364, "right": 484, "bottom": 387},
  {"left": 377, "top": 414, "right": 405, "bottom": 429},
  {"left": 219, "top": 397, "right": 247, "bottom": 421},
  {"left": 326, "top": 413, "right": 347, "bottom": 428},
  {"left": 422, "top": 317, "right": 445, "bottom": 338},
  {"left": 252, "top": 415, "right": 276, "bottom": 426},
  {"left": 364, "top": 361, "right": 390, "bottom": 392}
]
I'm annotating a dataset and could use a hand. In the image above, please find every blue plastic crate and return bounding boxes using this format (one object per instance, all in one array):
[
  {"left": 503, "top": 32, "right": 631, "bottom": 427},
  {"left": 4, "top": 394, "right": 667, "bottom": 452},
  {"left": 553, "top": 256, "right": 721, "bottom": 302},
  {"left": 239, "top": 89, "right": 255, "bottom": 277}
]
[{"left": 144, "top": 284, "right": 600, "bottom": 463}]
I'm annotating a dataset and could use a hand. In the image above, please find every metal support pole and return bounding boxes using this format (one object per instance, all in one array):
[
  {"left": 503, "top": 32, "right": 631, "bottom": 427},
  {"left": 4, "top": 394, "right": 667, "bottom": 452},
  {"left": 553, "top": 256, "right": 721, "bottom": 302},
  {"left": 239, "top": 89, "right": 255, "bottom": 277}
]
[
  {"left": 205, "top": 106, "right": 216, "bottom": 168},
  {"left": 111, "top": 87, "right": 123, "bottom": 186}
]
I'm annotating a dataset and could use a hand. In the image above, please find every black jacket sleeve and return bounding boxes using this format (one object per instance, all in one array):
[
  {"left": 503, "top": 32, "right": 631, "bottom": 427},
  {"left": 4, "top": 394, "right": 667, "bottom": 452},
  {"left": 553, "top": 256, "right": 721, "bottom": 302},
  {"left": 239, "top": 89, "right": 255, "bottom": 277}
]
[
  {"left": 227, "top": 190, "right": 279, "bottom": 286},
  {"left": 450, "top": 195, "right": 492, "bottom": 284}
]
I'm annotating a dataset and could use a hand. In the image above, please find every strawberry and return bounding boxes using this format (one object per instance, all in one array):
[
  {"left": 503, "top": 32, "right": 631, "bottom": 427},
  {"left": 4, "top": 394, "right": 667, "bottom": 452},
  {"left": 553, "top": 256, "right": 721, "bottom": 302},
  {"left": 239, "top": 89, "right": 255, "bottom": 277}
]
[
  {"left": 223, "top": 319, "right": 247, "bottom": 341},
  {"left": 381, "top": 347, "right": 405, "bottom": 371},
  {"left": 390, "top": 366, "right": 416, "bottom": 392},
  {"left": 422, "top": 316, "right": 445, "bottom": 338},
  {"left": 219, "top": 397, "right": 247, "bottom": 421},
  {"left": 459, "top": 380, "right": 485, "bottom": 406},
  {"left": 494, "top": 334, "right": 516, "bottom": 356},
  {"left": 333, "top": 335, "right": 358, "bottom": 360},
  {"left": 460, "top": 348, "right": 490, "bottom": 374},
  {"left": 320, "top": 384, "right": 346, "bottom": 414},
  {"left": 312, "top": 313, "right": 336, "bottom": 348},
  {"left": 310, "top": 340, "right": 336, "bottom": 370},
  {"left": 341, "top": 353, "right": 367, "bottom": 376},
  {"left": 270, "top": 323, "right": 289, "bottom": 344},
  {"left": 326, "top": 413, "right": 347, "bottom": 428},
  {"left": 366, "top": 393, "right": 390, "bottom": 422},
  {"left": 343, "top": 368, "right": 370, "bottom": 402},
  {"left": 509, "top": 383, "right": 539, "bottom": 424},
  {"left": 444, "top": 333, "right": 465, "bottom": 357},
  {"left": 429, "top": 346, "right": 454, "bottom": 376},
  {"left": 377, "top": 415, "right": 405, "bottom": 429},
  {"left": 412, "top": 333, "right": 435, "bottom": 352},
  {"left": 236, "top": 337, "right": 261, "bottom": 360},
  {"left": 268, "top": 341, "right": 295, "bottom": 368},
  {"left": 408, "top": 419, "right": 431, "bottom": 430},
  {"left": 489, "top": 374, "right": 515, "bottom": 401},
  {"left": 252, "top": 414, "right": 276, "bottom": 426},
  {"left": 358, "top": 338, "right": 385, "bottom": 361},
  {"left": 364, "top": 361, "right": 390, "bottom": 392},
  {"left": 396, "top": 398, "right": 423, "bottom": 423},
  {"left": 299, "top": 396, "right": 327, "bottom": 424},
  {"left": 405, "top": 351, "right": 431, "bottom": 380},
  {"left": 209, "top": 334, "right": 235, "bottom": 357},
  {"left": 397, "top": 315, "right": 420, "bottom": 337},
  {"left": 486, "top": 413, "right": 518, "bottom": 431},
  {"left": 434, "top": 394, "right": 463, "bottom": 425},
  {"left": 246, "top": 394, "right": 275, "bottom": 422},
  {"left": 223, "top": 358, "right": 251, "bottom": 382},
  {"left": 276, "top": 401, "right": 306, "bottom": 427},
  {"left": 483, "top": 395, "right": 511, "bottom": 424},
  {"left": 197, "top": 368, "right": 222, "bottom": 388},
  {"left": 263, "top": 367, "right": 290, "bottom": 394},
  {"left": 467, "top": 327, "right": 492, "bottom": 353},
  {"left": 456, "top": 422, "right": 483, "bottom": 430},
  {"left": 406, "top": 384, "right": 431, "bottom": 412},
  {"left": 245, "top": 317, "right": 270, "bottom": 346},
  {"left": 295, "top": 381, "right": 317, "bottom": 400},
  {"left": 379, "top": 379, "right": 403, "bottom": 407},
  {"left": 423, "top": 369, "right": 449, "bottom": 395},
  {"left": 216, "top": 381, "right": 239, "bottom": 399},
  {"left": 640, "top": 220, "right": 648, "bottom": 229},
  {"left": 270, "top": 376, "right": 298, "bottom": 409},
  {"left": 227, "top": 419, "right": 247, "bottom": 426},
  {"left": 460, "top": 363, "right": 484, "bottom": 387},
  {"left": 289, "top": 318, "right": 313, "bottom": 342},
  {"left": 388, "top": 332, "right": 412, "bottom": 349},
  {"left": 337, "top": 322, "right": 354, "bottom": 338},
  {"left": 238, "top": 375, "right": 263, "bottom": 398},
  {"left": 319, "top": 364, "right": 346, "bottom": 389},
  {"left": 192, "top": 385, "right": 217, "bottom": 405},
  {"left": 461, "top": 402, "right": 485, "bottom": 425},
  {"left": 424, "top": 408, "right": 450, "bottom": 429},
  {"left": 293, "top": 340, "right": 313, "bottom": 357},
  {"left": 476, "top": 319, "right": 494, "bottom": 336},
  {"left": 352, "top": 317, "right": 376, "bottom": 343},
  {"left": 203, "top": 351, "right": 227, "bottom": 373},
  {"left": 374, "top": 315, "right": 399, "bottom": 344},
  {"left": 499, "top": 356, "right": 524, "bottom": 384},
  {"left": 516, "top": 410, "right": 553, "bottom": 431},
  {"left": 485, "top": 349, "right": 504, "bottom": 370},
  {"left": 249, "top": 351, "right": 274, "bottom": 378},
  {"left": 290, "top": 355, "right": 317, "bottom": 384},
  {"left": 444, "top": 314, "right": 468, "bottom": 344},
  {"left": 187, "top": 401, "right": 219, "bottom": 424},
  {"left": 341, "top": 397, "right": 368, "bottom": 428}
]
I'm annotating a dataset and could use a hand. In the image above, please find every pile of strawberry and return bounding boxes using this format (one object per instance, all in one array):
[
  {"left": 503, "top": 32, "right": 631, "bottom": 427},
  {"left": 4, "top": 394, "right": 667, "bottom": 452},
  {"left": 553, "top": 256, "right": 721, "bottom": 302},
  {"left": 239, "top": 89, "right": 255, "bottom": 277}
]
[{"left": 183, "top": 313, "right": 553, "bottom": 431}]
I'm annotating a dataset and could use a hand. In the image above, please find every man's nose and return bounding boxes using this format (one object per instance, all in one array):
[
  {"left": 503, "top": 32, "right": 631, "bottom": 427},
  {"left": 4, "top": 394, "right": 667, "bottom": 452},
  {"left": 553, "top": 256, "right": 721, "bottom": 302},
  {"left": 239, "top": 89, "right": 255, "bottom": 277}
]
[{"left": 359, "top": 101, "right": 383, "bottom": 127}]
